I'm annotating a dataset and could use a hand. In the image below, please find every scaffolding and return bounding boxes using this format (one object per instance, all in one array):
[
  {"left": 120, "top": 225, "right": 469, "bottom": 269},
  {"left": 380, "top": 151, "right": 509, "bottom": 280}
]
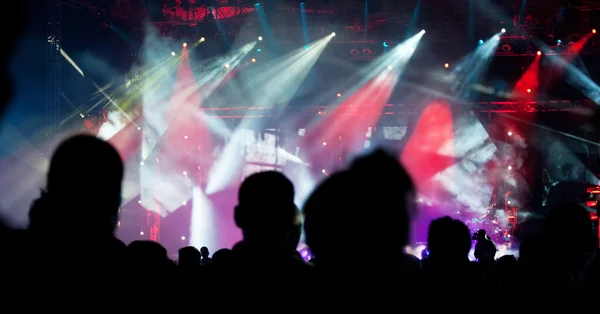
[{"left": 46, "top": 0, "right": 62, "bottom": 138}]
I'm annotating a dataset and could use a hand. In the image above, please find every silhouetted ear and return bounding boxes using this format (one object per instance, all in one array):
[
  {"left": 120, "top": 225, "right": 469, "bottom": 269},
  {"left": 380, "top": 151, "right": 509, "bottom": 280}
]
[{"left": 234, "top": 205, "right": 244, "bottom": 229}]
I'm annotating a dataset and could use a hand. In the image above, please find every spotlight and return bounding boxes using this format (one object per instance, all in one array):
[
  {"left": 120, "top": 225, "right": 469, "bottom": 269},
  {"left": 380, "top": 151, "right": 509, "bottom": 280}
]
[
  {"left": 181, "top": 236, "right": 186, "bottom": 240},
  {"left": 478, "top": 39, "right": 484, "bottom": 45},
  {"left": 336, "top": 93, "right": 341, "bottom": 97},
  {"left": 444, "top": 63, "right": 449, "bottom": 68},
  {"left": 593, "top": 29, "right": 597, "bottom": 34},
  {"left": 140, "top": 161, "right": 144, "bottom": 166},
  {"left": 507, "top": 131, "right": 513, "bottom": 136},
  {"left": 387, "top": 66, "right": 392, "bottom": 70},
  {"left": 527, "top": 88, "right": 532, "bottom": 93},
  {"left": 536, "top": 50, "right": 542, "bottom": 56},
  {"left": 331, "top": 32, "right": 336, "bottom": 36},
  {"left": 182, "top": 201, "right": 187, "bottom": 205},
  {"left": 140, "top": 231, "right": 144, "bottom": 236},
  {"left": 321, "top": 169, "right": 326, "bottom": 174},
  {"left": 171, "top": 51, "right": 176, "bottom": 56},
  {"left": 225, "top": 64, "right": 230, "bottom": 68},
  {"left": 501, "top": 28, "right": 506, "bottom": 33},
  {"left": 421, "top": 29, "right": 426, "bottom": 33},
  {"left": 183, "top": 171, "right": 187, "bottom": 176},
  {"left": 322, "top": 142, "right": 327, "bottom": 146},
  {"left": 183, "top": 42, "right": 187, "bottom": 47},
  {"left": 258, "top": 36, "right": 263, "bottom": 41},
  {"left": 508, "top": 166, "right": 512, "bottom": 170},
  {"left": 184, "top": 135, "right": 188, "bottom": 139},
  {"left": 383, "top": 41, "right": 388, "bottom": 47},
  {"left": 257, "top": 48, "right": 261, "bottom": 52},
  {"left": 199, "top": 37, "right": 205, "bottom": 42},
  {"left": 557, "top": 39, "right": 562, "bottom": 44},
  {"left": 251, "top": 58, "right": 256, "bottom": 63}
]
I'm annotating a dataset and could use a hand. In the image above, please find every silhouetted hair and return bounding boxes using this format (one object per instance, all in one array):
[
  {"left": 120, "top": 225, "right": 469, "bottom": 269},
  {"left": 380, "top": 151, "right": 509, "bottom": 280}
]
[
  {"left": 47, "top": 135, "right": 123, "bottom": 199},
  {"left": 427, "top": 216, "right": 472, "bottom": 260},
  {"left": 304, "top": 149, "right": 414, "bottom": 261},
  {"left": 235, "top": 171, "right": 296, "bottom": 231},
  {"left": 200, "top": 246, "right": 209, "bottom": 257},
  {"left": 179, "top": 246, "right": 201, "bottom": 265},
  {"left": 29, "top": 135, "right": 123, "bottom": 235},
  {"left": 126, "top": 240, "right": 173, "bottom": 270},
  {"left": 544, "top": 203, "right": 595, "bottom": 254}
]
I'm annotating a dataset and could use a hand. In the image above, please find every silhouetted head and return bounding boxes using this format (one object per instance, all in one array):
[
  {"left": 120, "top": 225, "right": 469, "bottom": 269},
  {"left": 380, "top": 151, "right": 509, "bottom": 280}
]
[
  {"left": 427, "top": 216, "right": 472, "bottom": 263},
  {"left": 304, "top": 149, "right": 414, "bottom": 265},
  {"left": 496, "top": 254, "right": 518, "bottom": 269},
  {"left": 178, "top": 246, "right": 201, "bottom": 266},
  {"left": 0, "top": 1, "right": 26, "bottom": 115},
  {"left": 211, "top": 248, "right": 233, "bottom": 270},
  {"left": 235, "top": 171, "right": 298, "bottom": 250},
  {"left": 200, "top": 246, "right": 210, "bottom": 257},
  {"left": 29, "top": 135, "right": 123, "bottom": 236},
  {"left": 126, "top": 240, "right": 173, "bottom": 270},
  {"left": 543, "top": 203, "right": 594, "bottom": 260},
  {"left": 474, "top": 229, "right": 487, "bottom": 241}
]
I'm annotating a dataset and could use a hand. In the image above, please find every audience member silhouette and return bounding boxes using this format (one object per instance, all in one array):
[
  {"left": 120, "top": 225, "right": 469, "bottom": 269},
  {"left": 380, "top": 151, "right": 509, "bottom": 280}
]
[
  {"left": 0, "top": 1, "right": 596, "bottom": 305},
  {"left": 178, "top": 246, "right": 202, "bottom": 271},
  {"left": 126, "top": 240, "right": 175, "bottom": 272},
  {"left": 200, "top": 246, "right": 212, "bottom": 266},
  {"left": 211, "top": 248, "right": 233, "bottom": 272},
  {"left": 221, "top": 171, "right": 309, "bottom": 273},
  {"left": 473, "top": 229, "right": 497, "bottom": 264},
  {"left": 495, "top": 254, "right": 518, "bottom": 293},
  {"left": 517, "top": 203, "right": 594, "bottom": 300},
  {"left": 0, "top": 1, "right": 25, "bottom": 115},
  {"left": 27, "top": 135, "right": 126, "bottom": 272},
  {"left": 304, "top": 150, "right": 415, "bottom": 273},
  {"left": 422, "top": 216, "right": 481, "bottom": 298}
]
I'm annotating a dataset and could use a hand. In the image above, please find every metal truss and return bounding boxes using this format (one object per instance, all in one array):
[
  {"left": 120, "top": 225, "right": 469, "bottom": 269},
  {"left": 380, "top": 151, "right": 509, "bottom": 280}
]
[
  {"left": 46, "top": 0, "right": 62, "bottom": 138},
  {"left": 160, "top": 3, "right": 255, "bottom": 23},
  {"left": 61, "top": 0, "right": 133, "bottom": 21},
  {"left": 197, "top": 100, "right": 593, "bottom": 119}
]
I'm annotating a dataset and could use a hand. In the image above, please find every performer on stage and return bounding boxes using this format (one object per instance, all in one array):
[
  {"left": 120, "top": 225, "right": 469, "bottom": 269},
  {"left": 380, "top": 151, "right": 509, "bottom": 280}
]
[{"left": 473, "top": 229, "right": 497, "bottom": 263}]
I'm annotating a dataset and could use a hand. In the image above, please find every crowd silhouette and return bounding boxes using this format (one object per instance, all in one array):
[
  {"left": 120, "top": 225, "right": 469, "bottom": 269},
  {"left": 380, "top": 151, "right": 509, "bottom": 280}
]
[{"left": 1, "top": 4, "right": 599, "bottom": 307}]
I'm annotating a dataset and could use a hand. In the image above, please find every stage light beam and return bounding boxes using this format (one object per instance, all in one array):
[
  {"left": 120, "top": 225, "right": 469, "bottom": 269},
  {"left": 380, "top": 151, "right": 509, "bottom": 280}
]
[{"left": 183, "top": 42, "right": 187, "bottom": 47}]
